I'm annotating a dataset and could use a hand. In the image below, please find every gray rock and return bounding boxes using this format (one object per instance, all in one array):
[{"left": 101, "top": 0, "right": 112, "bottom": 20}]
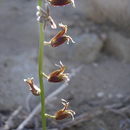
[
  {"left": 77, "top": 0, "right": 130, "bottom": 30},
  {"left": 105, "top": 31, "right": 130, "bottom": 62},
  {"left": 72, "top": 33, "right": 104, "bottom": 63},
  {"left": 56, "top": 57, "right": 130, "bottom": 108}
]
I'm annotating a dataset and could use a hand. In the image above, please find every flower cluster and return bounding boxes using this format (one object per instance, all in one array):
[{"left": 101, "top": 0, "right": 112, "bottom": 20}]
[{"left": 24, "top": 0, "right": 76, "bottom": 121}]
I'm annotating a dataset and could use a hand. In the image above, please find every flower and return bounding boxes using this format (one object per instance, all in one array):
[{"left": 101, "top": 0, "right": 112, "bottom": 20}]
[
  {"left": 42, "top": 61, "right": 70, "bottom": 83},
  {"left": 45, "top": 99, "right": 75, "bottom": 120},
  {"left": 24, "top": 77, "right": 41, "bottom": 96},
  {"left": 36, "top": 5, "right": 57, "bottom": 29},
  {"left": 44, "top": 23, "right": 75, "bottom": 47},
  {"left": 47, "top": 0, "right": 75, "bottom": 7},
  {"left": 54, "top": 99, "right": 76, "bottom": 120}
]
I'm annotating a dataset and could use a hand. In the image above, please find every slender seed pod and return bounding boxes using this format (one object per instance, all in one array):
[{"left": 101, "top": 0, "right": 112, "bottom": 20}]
[{"left": 47, "top": 0, "right": 75, "bottom": 7}]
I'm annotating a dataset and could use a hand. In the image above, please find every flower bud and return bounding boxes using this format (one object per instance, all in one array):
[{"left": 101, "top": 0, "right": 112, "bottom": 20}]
[
  {"left": 42, "top": 61, "right": 70, "bottom": 83},
  {"left": 55, "top": 99, "right": 75, "bottom": 120},
  {"left": 24, "top": 77, "right": 41, "bottom": 96},
  {"left": 44, "top": 23, "right": 75, "bottom": 47},
  {"left": 47, "top": 0, "right": 75, "bottom": 7}
]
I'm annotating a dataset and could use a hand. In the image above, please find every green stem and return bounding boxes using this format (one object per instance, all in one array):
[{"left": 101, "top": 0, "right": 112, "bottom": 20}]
[
  {"left": 38, "top": 0, "right": 46, "bottom": 130},
  {"left": 45, "top": 113, "right": 56, "bottom": 119},
  {"left": 41, "top": 72, "right": 49, "bottom": 79}
]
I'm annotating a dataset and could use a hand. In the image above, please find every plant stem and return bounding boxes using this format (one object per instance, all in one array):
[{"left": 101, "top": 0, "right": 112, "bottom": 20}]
[
  {"left": 38, "top": 0, "right": 46, "bottom": 130},
  {"left": 45, "top": 113, "right": 56, "bottom": 119}
]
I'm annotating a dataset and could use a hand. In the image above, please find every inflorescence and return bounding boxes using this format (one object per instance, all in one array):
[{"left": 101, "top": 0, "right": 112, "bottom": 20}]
[{"left": 24, "top": 0, "right": 76, "bottom": 122}]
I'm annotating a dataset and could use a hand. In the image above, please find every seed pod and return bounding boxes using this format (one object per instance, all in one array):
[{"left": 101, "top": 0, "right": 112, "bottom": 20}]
[
  {"left": 44, "top": 23, "right": 75, "bottom": 47},
  {"left": 42, "top": 61, "right": 70, "bottom": 83},
  {"left": 24, "top": 77, "right": 41, "bottom": 96},
  {"left": 55, "top": 99, "right": 75, "bottom": 120},
  {"left": 47, "top": 0, "right": 75, "bottom": 7}
]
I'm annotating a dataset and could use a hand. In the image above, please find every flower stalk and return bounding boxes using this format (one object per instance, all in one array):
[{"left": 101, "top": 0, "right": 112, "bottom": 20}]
[
  {"left": 24, "top": 0, "right": 76, "bottom": 129},
  {"left": 38, "top": 0, "right": 46, "bottom": 130}
]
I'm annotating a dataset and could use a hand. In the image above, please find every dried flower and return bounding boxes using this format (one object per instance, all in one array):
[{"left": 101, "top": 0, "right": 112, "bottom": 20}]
[
  {"left": 45, "top": 99, "right": 75, "bottom": 120},
  {"left": 36, "top": 5, "right": 57, "bottom": 29},
  {"left": 55, "top": 99, "right": 75, "bottom": 120},
  {"left": 47, "top": 0, "right": 75, "bottom": 7},
  {"left": 44, "top": 23, "right": 75, "bottom": 47},
  {"left": 24, "top": 77, "right": 41, "bottom": 96},
  {"left": 42, "top": 61, "right": 70, "bottom": 83}
]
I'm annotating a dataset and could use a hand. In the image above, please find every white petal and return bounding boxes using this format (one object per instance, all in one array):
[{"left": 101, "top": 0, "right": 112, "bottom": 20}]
[
  {"left": 61, "top": 98, "right": 67, "bottom": 103},
  {"left": 36, "top": 6, "right": 41, "bottom": 10},
  {"left": 68, "top": 111, "right": 75, "bottom": 120},
  {"left": 59, "top": 61, "right": 64, "bottom": 66},
  {"left": 71, "top": 0, "right": 76, "bottom": 8},
  {"left": 24, "top": 79, "right": 27, "bottom": 82},
  {"left": 59, "top": 23, "right": 64, "bottom": 27},
  {"left": 36, "top": 11, "right": 40, "bottom": 16},
  {"left": 37, "top": 16, "right": 41, "bottom": 22}
]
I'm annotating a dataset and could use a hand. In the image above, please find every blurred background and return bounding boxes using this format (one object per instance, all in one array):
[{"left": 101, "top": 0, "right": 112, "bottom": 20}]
[{"left": 0, "top": 0, "right": 130, "bottom": 129}]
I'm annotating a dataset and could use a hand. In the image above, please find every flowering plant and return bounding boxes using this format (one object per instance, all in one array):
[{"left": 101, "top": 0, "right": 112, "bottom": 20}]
[{"left": 24, "top": 0, "right": 76, "bottom": 129}]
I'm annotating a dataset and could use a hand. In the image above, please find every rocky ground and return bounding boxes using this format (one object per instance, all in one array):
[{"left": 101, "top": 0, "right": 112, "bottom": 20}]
[{"left": 0, "top": 0, "right": 130, "bottom": 129}]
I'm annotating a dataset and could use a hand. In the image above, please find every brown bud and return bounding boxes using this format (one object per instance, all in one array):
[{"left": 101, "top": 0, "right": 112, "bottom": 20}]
[
  {"left": 47, "top": 0, "right": 75, "bottom": 7},
  {"left": 55, "top": 99, "right": 75, "bottom": 120},
  {"left": 42, "top": 61, "right": 70, "bottom": 83},
  {"left": 44, "top": 23, "right": 75, "bottom": 47},
  {"left": 24, "top": 77, "right": 41, "bottom": 96}
]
